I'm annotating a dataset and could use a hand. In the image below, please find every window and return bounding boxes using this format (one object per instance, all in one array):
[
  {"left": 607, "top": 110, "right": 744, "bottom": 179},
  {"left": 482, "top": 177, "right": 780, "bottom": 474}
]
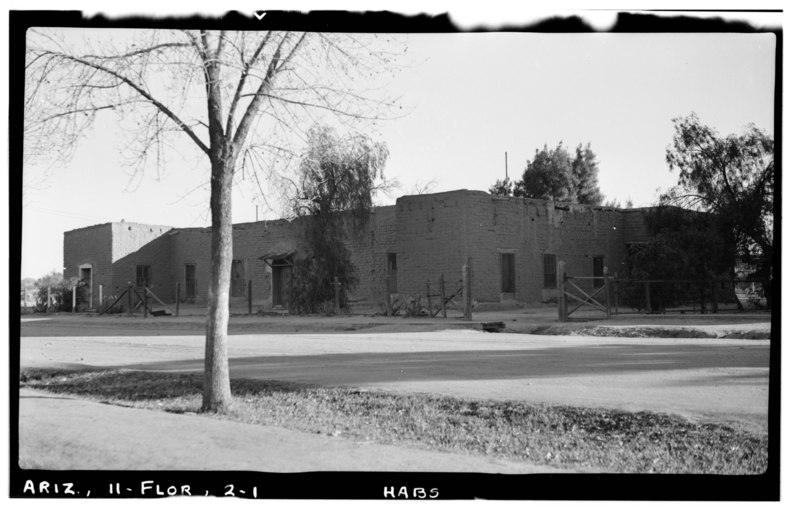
[
  {"left": 543, "top": 254, "right": 556, "bottom": 289},
  {"left": 593, "top": 256, "right": 605, "bottom": 288},
  {"left": 231, "top": 259, "right": 244, "bottom": 297},
  {"left": 501, "top": 253, "right": 516, "bottom": 293},
  {"left": 135, "top": 265, "right": 151, "bottom": 288}
]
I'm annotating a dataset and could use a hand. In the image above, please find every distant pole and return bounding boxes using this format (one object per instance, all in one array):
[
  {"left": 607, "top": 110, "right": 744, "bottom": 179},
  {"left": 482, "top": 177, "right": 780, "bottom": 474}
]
[
  {"left": 72, "top": 286, "right": 76, "bottom": 312},
  {"left": 462, "top": 258, "right": 473, "bottom": 321},
  {"left": 505, "top": 151, "right": 508, "bottom": 180},
  {"left": 426, "top": 280, "right": 432, "bottom": 317},
  {"left": 99, "top": 285, "right": 103, "bottom": 312},
  {"left": 175, "top": 282, "right": 180, "bottom": 317},
  {"left": 127, "top": 283, "right": 133, "bottom": 316},
  {"left": 143, "top": 286, "right": 148, "bottom": 318},
  {"left": 248, "top": 279, "right": 253, "bottom": 315},
  {"left": 603, "top": 266, "right": 611, "bottom": 319},
  {"left": 557, "top": 261, "right": 566, "bottom": 322},
  {"left": 440, "top": 274, "right": 447, "bottom": 318},
  {"left": 334, "top": 276, "right": 341, "bottom": 315},
  {"left": 385, "top": 276, "right": 392, "bottom": 317},
  {"left": 256, "top": 206, "right": 259, "bottom": 222},
  {"left": 47, "top": 287, "right": 51, "bottom": 313}
]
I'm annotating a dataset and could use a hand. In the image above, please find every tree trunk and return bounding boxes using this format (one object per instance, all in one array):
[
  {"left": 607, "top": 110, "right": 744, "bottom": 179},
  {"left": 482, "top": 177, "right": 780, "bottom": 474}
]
[{"left": 202, "top": 156, "right": 234, "bottom": 413}]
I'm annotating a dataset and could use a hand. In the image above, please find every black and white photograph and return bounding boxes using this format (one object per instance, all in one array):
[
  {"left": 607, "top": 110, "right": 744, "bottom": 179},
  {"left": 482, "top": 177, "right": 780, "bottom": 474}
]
[{"left": 9, "top": 4, "right": 783, "bottom": 502}]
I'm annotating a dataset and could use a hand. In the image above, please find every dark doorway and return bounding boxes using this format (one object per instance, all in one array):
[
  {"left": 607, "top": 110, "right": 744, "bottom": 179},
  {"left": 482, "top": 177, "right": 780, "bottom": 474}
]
[
  {"left": 184, "top": 264, "right": 196, "bottom": 301},
  {"left": 271, "top": 258, "right": 293, "bottom": 308},
  {"left": 501, "top": 253, "right": 516, "bottom": 293},
  {"left": 387, "top": 253, "right": 398, "bottom": 294},
  {"left": 79, "top": 266, "right": 92, "bottom": 309},
  {"left": 593, "top": 256, "right": 605, "bottom": 288}
]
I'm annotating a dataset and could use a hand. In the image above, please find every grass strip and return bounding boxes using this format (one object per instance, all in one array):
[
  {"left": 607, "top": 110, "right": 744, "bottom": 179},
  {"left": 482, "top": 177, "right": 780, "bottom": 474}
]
[{"left": 20, "top": 368, "right": 767, "bottom": 474}]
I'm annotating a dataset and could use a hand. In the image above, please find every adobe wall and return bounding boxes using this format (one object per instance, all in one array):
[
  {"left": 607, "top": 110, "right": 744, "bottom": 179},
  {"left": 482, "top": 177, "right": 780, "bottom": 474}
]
[
  {"left": 338, "top": 206, "right": 397, "bottom": 305},
  {"left": 394, "top": 191, "right": 632, "bottom": 304},
  {"left": 63, "top": 223, "right": 113, "bottom": 309},
  {"left": 395, "top": 191, "right": 471, "bottom": 299},
  {"left": 109, "top": 222, "right": 174, "bottom": 299}
]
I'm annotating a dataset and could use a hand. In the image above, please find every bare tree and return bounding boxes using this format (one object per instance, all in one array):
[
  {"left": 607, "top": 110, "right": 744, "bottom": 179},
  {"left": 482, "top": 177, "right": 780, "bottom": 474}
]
[{"left": 24, "top": 28, "right": 403, "bottom": 413}]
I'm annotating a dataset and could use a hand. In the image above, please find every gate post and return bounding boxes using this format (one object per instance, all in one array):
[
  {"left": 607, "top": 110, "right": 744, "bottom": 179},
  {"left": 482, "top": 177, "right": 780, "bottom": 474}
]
[
  {"left": 426, "top": 280, "right": 432, "bottom": 317},
  {"left": 557, "top": 260, "right": 566, "bottom": 322},
  {"left": 603, "top": 266, "right": 611, "bottom": 318},
  {"left": 127, "top": 284, "right": 133, "bottom": 316},
  {"left": 440, "top": 274, "right": 447, "bottom": 318},
  {"left": 248, "top": 279, "right": 253, "bottom": 315},
  {"left": 334, "top": 276, "right": 341, "bottom": 315},
  {"left": 175, "top": 282, "right": 181, "bottom": 317},
  {"left": 462, "top": 258, "right": 473, "bottom": 321}
]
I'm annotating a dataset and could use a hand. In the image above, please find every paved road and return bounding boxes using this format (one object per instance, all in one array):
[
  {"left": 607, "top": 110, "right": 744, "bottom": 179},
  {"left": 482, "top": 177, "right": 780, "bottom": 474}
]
[{"left": 19, "top": 329, "right": 770, "bottom": 432}]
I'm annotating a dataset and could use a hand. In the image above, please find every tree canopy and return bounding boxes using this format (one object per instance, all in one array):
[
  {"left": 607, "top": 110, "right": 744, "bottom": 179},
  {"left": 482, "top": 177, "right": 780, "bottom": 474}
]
[
  {"left": 489, "top": 142, "right": 604, "bottom": 205},
  {"left": 24, "top": 28, "right": 403, "bottom": 412},
  {"left": 662, "top": 113, "right": 774, "bottom": 302}
]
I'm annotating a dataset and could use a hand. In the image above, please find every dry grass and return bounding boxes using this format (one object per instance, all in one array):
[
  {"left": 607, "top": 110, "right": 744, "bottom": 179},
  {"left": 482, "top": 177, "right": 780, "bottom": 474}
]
[{"left": 20, "top": 368, "right": 767, "bottom": 474}]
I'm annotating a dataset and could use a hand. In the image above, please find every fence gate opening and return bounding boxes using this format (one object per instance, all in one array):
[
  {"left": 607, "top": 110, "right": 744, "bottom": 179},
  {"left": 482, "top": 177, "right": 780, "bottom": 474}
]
[{"left": 557, "top": 260, "right": 611, "bottom": 321}]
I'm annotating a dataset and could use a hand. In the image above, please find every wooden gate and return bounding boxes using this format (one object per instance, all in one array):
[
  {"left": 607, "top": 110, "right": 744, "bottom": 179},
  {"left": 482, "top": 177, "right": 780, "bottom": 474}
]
[{"left": 557, "top": 260, "right": 612, "bottom": 321}]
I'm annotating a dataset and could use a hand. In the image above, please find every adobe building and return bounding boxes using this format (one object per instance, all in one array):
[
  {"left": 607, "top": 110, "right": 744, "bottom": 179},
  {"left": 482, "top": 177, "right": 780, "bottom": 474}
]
[{"left": 63, "top": 189, "right": 652, "bottom": 311}]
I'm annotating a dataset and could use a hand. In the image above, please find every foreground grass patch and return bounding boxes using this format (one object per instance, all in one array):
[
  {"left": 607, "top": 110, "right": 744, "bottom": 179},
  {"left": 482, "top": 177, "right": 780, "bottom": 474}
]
[{"left": 20, "top": 368, "right": 767, "bottom": 474}]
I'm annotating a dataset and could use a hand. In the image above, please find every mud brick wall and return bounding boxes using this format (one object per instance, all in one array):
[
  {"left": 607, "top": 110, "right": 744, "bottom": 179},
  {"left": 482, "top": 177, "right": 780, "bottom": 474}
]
[
  {"left": 394, "top": 191, "right": 473, "bottom": 299},
  {"left": 63, "top": 223, "right": 114, "bottom": 308},
  {"left": 232, "top": 219, "right": 304, "bottom": 310},
  {"left": 110, "top": 222, "right": 173, "bottom": 300},
  {"left": 338, "top": 206, "right": 397, "bottom": 305}
]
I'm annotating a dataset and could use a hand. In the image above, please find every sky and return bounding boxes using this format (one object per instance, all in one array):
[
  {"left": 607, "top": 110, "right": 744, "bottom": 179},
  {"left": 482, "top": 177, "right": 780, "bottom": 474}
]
[{"left": 17, "top": 17, "right": 777, "bottom": 280}]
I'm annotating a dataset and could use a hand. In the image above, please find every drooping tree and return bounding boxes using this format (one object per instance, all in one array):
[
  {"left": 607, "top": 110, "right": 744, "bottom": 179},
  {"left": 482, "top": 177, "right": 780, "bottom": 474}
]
[
  {"left": 290, "top": 125, "right": 390, "bottom": 313},
  {"left": 24, "top": 28, "right": 403, "bottom": 412},
  {"left": 662, "top": 113, "right": 774, "bottom": 305}
]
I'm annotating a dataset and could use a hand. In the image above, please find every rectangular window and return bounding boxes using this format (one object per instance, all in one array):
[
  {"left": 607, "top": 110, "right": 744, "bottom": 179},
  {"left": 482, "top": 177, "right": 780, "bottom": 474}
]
[
  {"left": 543, "top": 254, "right": 556, "bottom": 289},
  {"left": 387, "top": 253, "right": 398, "bottom": 294},
  {"left": 501, "top": 253, "right": 516, "bottom": 293},
  {"left": 231, "top": 259, "right": 244, "bottom": 297},
  {"left": 593, "top": 256, "right": 605, "bottom": 288},
  {"left": 135, "top": 265, "right": 151, "bottom": 288}
]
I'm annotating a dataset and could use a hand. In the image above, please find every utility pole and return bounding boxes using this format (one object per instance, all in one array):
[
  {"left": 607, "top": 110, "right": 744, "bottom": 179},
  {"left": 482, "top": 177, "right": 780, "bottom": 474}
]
[{"left": 505, "top": 151, "right": 508, "bottom": 180}]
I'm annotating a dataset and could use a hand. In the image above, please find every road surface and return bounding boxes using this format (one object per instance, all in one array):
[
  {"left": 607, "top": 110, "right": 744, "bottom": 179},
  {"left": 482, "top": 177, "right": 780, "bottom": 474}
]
[{"left": 19, "top": 325, "right": 770, "bottom": 432}]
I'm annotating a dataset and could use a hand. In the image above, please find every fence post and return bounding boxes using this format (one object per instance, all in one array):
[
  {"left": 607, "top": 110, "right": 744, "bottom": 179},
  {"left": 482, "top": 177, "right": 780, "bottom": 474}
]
[
  {"left": 72, "top": 286, "right": 77, "bottom": 312},
  {"left": 557, "top": 260, "right": 566, "bottom": 322},
  {"left": 711, "top": 279, "right": 718, "bottom": 314},
  {"left": 440, "top": 274, "right": 447, "bottom": 318},
  {"left": 426, "top": 280, "right": 432, "bottom": 317},
  {"left": 47, "top": 287, "right": 51, "bottom": 313},
  {"left": 385, "top": 276, "right": 392, "bottom": 317},
  {"left": 334, "top": 276, "right": 340, "bottom": 315},
  {"left": 644, "top": 281, "right": 652, "bottom": 314},
  {"left": 175, "top": 282, "right": 180, "bottom": 317},
  {"left": 462, "top": 258, "right": 473, "bottom": 321},
  {"left": 248, "top": 279, "right": 253, "bottom": 315},
  {"left": 603, "top": 266, "right": 611, "bottom": 319},
  {"left": 127, "top": 283, "right": 133, "bottom": 316}
]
